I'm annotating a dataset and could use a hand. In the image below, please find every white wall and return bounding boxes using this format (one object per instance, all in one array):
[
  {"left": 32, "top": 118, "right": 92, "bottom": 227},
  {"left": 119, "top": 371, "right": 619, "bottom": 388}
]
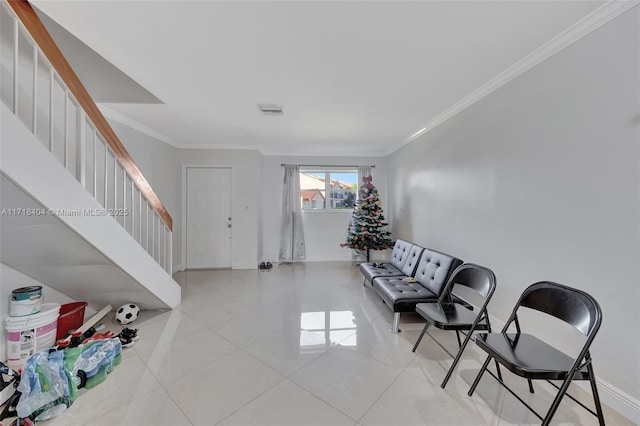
[
  {"left": 108, "top": 118, "right": 392, "bottom": 267},
  {"left": 177, "top": 149, "right": 261, "bottom": 269},
  {"left": 388, "top": 7, "right": 639, "bottom": 413},
  {"left": 107, "top": 122, "right": 388, "bottom": 267},
  {"left": 108, "top": 119, "right": 263, "bottom": 270},
  {"left": 109, "top": 120, "right": 182, "bottom": 272},
  {"left": 261, "top": 156, "right": 388, "bottom": 262}
]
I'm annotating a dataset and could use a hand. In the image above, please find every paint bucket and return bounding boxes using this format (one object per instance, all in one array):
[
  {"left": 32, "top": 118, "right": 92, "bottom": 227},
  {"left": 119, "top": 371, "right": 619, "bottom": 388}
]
[
  {"left": 56, "top": 302, "right": 88, "bottom": 340},
  {"left": 5, "top": 303, "right": 60, "bottom": 369},
  {"left": 10, "top": 286, "right": 43, "bottom": 317}
]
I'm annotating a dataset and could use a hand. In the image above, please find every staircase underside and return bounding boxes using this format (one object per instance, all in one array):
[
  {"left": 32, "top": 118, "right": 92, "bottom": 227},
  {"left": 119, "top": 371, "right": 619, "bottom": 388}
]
[{"left": 1, "top": 175, "right": 170, "bottom": 310}]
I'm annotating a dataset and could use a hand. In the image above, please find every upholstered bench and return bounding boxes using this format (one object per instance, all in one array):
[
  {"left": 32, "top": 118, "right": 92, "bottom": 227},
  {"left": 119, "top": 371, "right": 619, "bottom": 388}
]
[
  {"left": 372, "top": 248, "right": 463, "bottom": 333},
  {"left": 359, "top": 239, "right": 424, "bottom": 286}
]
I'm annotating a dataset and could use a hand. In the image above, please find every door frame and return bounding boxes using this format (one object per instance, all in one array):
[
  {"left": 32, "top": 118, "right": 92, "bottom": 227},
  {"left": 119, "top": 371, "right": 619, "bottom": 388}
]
[{"left": 181, "top": 164, "right": 234, "bottom": 270}]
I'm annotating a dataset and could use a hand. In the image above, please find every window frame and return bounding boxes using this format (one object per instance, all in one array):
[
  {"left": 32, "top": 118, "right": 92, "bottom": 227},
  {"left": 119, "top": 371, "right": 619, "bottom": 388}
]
[{"left": 299, "top": 167, "right": 358, "bottom": 212}]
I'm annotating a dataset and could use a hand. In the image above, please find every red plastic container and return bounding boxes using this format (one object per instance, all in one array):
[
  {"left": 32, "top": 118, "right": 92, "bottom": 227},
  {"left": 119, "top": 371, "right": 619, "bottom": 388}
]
[{"left": 56, "top": 302, "right": 88, "bottom": 340}]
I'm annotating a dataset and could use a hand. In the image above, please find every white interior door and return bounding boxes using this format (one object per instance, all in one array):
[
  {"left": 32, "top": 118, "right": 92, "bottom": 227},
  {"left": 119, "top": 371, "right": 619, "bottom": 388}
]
[{"left": 186, "top": 167, "right": 232, "bottom": 268}]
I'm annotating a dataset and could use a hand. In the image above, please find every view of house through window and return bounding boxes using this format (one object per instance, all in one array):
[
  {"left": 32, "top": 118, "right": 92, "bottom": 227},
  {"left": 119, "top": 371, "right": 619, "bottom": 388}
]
[{"left": 300, "top": 168, "right": 358, "bottom": 211}]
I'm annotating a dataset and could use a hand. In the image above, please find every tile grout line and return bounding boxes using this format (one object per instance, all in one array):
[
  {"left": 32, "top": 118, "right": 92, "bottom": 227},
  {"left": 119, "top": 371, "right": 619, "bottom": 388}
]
[
  {"left": 80, "top": 349, "right": 195, "bottom": 426},
  {"left": 212, "top": 348, "right": 288, "bottom": 425},
  {"left": 139, "top": 270, "right": 234, "bottom": 425},
  {"left": 355, "top": 366, "right": 406, "bottom": 424}
]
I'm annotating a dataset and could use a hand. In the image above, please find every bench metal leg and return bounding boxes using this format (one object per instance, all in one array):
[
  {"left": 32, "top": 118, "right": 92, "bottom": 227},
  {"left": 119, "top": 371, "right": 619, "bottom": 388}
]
[{"left": 391, "top": 312, "right": 401, "bottom": 333}]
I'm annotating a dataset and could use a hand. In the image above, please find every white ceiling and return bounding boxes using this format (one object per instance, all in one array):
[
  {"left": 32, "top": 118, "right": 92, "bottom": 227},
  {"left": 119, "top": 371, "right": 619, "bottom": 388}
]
[
  {"left": 35, "top": 10, "right": 163, "bottom": 104},
  {"left": 31, "top": 1, "right": 604, "bottom": 156}
]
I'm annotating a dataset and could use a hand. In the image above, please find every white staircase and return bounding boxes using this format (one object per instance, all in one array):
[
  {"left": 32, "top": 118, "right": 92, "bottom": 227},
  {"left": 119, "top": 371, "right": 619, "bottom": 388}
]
[{"left": 0, "top": 1, "right": 180, "bottom": 310}]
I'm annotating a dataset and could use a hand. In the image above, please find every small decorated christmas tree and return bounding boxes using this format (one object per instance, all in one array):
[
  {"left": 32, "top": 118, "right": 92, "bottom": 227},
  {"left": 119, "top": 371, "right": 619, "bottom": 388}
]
[{"left": 341, "top": 175, "right": 393, "bottom": 261}]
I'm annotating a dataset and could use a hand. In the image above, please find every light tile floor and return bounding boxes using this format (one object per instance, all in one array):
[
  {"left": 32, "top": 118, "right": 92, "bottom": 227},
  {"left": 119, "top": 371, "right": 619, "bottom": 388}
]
[{"left": 38, "top": 262, "right": 632, "bottom": 425}]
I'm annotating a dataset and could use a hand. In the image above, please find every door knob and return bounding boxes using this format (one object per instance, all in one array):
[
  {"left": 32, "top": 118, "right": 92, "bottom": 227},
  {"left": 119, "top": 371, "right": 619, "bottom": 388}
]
[{"left": 227, "top": 224, "right": 232, "bottom": 228}]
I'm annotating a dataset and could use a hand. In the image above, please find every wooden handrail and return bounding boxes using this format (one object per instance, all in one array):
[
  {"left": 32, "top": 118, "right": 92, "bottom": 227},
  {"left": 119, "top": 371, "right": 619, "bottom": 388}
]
[{"left": 8, "top": 0, "right": 172, "bottom": 230}]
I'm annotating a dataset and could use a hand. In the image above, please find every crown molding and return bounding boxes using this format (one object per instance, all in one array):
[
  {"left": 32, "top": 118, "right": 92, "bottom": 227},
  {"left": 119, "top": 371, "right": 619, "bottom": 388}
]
[
  {"left": 260, "top": 149, "right": 388, "bottom": 157},
  {"left": 98, "top": 105, "right": 179, "bottom": 147},
  {"left": 99, "top": 106, "right": 388, "bottom": 156},
  {"left": 178, "top": 143, "right": 264, "bottom": 151},
  {"left": 99, "top": 105, "right": 266, "bottom": 151},
  {"left": 386, "top": 0, "right": 640, "bottom": 156}
]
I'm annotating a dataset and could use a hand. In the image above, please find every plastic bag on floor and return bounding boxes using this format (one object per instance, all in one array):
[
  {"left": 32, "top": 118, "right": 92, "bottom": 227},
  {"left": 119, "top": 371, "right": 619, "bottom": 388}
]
[
  {"left": 16, "top": 350, "right": 76, "bottom": 422},
  {"left": 16, "top": 338, "right": 122, "bottom": 422},
  {"left": 64, "top": 337, "right": 122, "bottom": 388}
]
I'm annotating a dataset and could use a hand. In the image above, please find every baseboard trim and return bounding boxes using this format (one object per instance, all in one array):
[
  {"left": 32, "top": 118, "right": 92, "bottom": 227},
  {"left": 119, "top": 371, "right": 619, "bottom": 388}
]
[
  {"left": 593, "top": 379, "right": 640, "bottom": 424},
  {"left": 232, "top": 263, "right": 258, "bottom": 270},
  {"left": 486, "top": 314, "right": 639, "bottom": 423},
  {"left": 303, "top": 255, "right": 354, "bottom": 262}
]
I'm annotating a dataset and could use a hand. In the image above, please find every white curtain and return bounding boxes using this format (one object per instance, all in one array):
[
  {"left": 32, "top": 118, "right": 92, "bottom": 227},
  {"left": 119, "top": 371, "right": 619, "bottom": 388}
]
[
  {"left": 352, "top": 165, "right": 373, "bottom": 261},
  {"left": 279, "top": 165, "right": 306, "bottom": 262}
]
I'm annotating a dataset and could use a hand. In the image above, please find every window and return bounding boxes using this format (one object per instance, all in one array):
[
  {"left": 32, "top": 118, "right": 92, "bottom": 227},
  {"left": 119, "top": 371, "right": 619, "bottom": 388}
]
[
  {"left": 299, "top": 310, "right": 357, "bottom": 352},
  {"left": 299, "top": 168, "right": 357, "bottom": 211}
]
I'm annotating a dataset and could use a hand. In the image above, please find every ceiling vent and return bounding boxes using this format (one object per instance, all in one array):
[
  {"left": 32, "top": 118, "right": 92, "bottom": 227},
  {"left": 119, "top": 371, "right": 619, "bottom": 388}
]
[{"left": 257, "top": 104, "right": 284, "bottom": 116}]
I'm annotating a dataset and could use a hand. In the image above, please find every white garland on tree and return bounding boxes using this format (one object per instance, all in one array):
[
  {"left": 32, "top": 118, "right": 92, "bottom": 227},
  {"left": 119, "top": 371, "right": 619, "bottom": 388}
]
[{"left": 341, "top": 175, "right": 393, "bottom": 259}]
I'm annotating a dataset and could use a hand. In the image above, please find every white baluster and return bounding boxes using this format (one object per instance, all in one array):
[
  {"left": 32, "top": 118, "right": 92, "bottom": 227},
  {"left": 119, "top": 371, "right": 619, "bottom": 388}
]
[
  {"left": 158, "top": 215, "right": 162, "bottom": 264},
  {"left": 152, "top": 210, "right": 156, "bottom": 261},
  {"left": 113, "top": 159, "right": 117, "bottom": 212},
  {"left": 157, "top": 215, "right": 161, "bottom": 263},
  {"left": 64, "top": 91, "right": 69, "bottom": 168},
  {"left": 32, "top": 46, "right": 37, "bottom": 133},
  {"left": 162, "top": 223, "right": 166, "bottom": 268},
  {"left": 13, "top": 18, "right": 18, "bottom": 114},
  {"left": 148, "top": 206, "right": 152, "bottom": 257},
  {"left": 168, "top": 228, "right": 173, "bottom": 274},
  {"left": 167, "top": 227, "right": 173, "bottom": 275},
  {"left": 49, "top": 68, "right": 54, "bottom": 151},
  {"left": 131, "top": 180, "right": 135, "bottom": 239},
  {"left": 123, "top": 171, "right": 128, "bottom": 231},
  {"left": 138, "top": 190, "right": 143, "bottom": 244},
  {"left": 76, "top": 108, "right": 85, "bottom": 187},
  {"left": 92, "top": 128, "right": 97, "bottom": 197},
  {"left": 103, "top": 143, "right": 108, "bottom": 207}
]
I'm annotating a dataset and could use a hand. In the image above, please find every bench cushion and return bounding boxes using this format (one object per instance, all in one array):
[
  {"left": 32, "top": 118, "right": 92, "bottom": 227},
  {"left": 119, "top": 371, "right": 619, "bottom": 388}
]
[
  {"left": 359, "top": 239, "right": 419, "bottom": 284},
  {"left": 388, "top": 239, "right": 414, "bottom": 269},
  {"left": 373, "top": 277, "right": 439, "bottom": 312},
  {"left": 413, "top": 248, "right": 463, "bottom": 296},
  {"left": 372, "top": 248, "right": 463, "bottom": 313},
  {"left": 360, "top": 263, "right": 403, "bottom": 283},
  {"left": 400, "top": 245, "right": 424, "bottom": 276}
]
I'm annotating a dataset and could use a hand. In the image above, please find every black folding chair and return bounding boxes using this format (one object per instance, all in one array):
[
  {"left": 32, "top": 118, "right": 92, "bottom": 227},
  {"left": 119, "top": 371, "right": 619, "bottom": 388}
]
[
  {"left": 411, "top": 263, "right": 499, "bottom": 388},
  {"left": 468, "top": 281, "right": 605, "bottom": 426}
]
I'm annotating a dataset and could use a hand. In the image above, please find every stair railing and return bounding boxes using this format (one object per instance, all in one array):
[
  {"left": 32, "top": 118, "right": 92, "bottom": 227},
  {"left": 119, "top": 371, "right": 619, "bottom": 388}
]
[{"left": 1, "top": 1, "right": 172, "bottom": 274}]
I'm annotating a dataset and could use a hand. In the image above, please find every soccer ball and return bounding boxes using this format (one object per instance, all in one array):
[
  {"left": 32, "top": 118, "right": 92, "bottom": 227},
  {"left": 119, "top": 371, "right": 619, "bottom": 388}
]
[{"left": 115, "top": 303, "right": 140, "bottom": 324}]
